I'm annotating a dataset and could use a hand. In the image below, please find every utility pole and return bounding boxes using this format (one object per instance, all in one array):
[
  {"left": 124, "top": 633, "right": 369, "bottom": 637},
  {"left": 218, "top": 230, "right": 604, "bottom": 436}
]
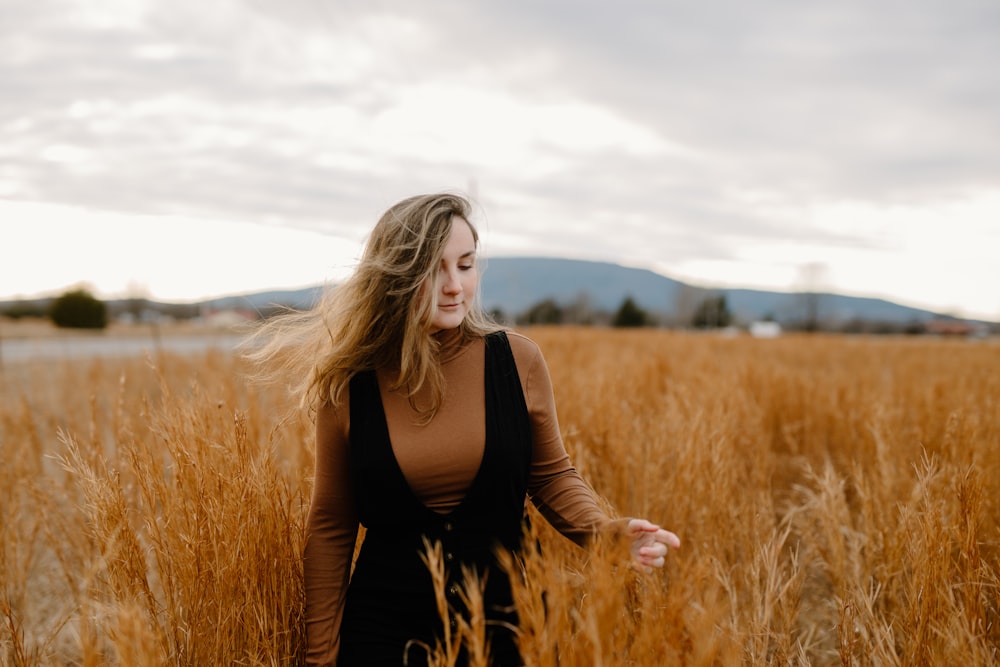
[{"left": 797, "top": 262, "right": 828, "bottom": 332}]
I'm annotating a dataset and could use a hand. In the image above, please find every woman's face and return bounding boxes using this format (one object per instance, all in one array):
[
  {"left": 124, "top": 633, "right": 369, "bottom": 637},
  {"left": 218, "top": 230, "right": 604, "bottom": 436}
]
[{"left": 428, "top": 217, "right": 478, "bottom": 332}]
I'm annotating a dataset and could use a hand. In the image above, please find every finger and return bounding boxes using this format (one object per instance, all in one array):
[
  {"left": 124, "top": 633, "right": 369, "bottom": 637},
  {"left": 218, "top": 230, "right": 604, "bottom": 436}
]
[
  {"left": 627, "top": 518, "right": 660, "bottom": 534},
  {"left": 633, "top": 553, "right": 666, "bottom": 571},
  {"left": 640, "top": 543, "right": 668, "bottom": 558},
  {"left": 656, "top": 529, "right": 681, "bottom": 549}
]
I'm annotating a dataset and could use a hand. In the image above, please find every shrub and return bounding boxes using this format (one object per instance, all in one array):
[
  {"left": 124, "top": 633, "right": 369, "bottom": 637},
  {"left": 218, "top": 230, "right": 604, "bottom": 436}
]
[
  {"left": 612, "top": 296, "right": 648, "bottom": 327},
  {"left": 50, "top": 288, "right": 108, "bottom": 329}
]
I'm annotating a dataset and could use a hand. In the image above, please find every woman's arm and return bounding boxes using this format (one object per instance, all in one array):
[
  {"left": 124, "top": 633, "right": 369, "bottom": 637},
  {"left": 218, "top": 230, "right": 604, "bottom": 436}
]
[
  {"left": 304, "top": 400, "right": 360, "bottom": 666},
  {"left": 509, "top": 332, "right": 611, "bottom": 544},
  {"left": 509, "top": 332, "right": 680, "bottom": 565}
]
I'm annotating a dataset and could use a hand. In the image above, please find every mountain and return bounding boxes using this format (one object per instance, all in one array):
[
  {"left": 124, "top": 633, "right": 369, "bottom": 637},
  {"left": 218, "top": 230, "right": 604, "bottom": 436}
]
[
  {"left": 478, "top": 257, "right": 954, "bottom": 325},
  {"left": 2, "top": 257, "right": 981, "bottom": 327},
  {"left": 480, "top": 257, "right": 684, "bottom": 315},
  {"left": 208, "top": 257, "right": 958, "bottom": 326},
  {"left": 720, "top": 288, "right": 949, "bottom": 325},
  {"left": 199, "top": 286, "right": 325, "bottom": 312}
]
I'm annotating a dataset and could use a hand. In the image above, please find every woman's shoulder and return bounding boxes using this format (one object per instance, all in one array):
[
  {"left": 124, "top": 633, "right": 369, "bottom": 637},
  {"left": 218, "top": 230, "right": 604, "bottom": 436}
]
[
  {"left": 500, "top": 330, "right": 546, "bottom": 367},
  {"left": 502, "top": 329, "right": 538, "bottom": 349}
]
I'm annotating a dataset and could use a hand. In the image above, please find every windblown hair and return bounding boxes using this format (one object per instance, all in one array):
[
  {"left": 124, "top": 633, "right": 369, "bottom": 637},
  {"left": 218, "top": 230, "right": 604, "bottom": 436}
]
[{"left": 244, "top": 193, "right": 501, "bottom": 422}]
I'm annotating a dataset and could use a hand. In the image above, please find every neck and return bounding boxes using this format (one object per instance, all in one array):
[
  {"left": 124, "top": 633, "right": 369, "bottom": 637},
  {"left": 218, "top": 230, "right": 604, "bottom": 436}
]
[{"left": 432, "top": 326, "right": 467, "bottom": 362}]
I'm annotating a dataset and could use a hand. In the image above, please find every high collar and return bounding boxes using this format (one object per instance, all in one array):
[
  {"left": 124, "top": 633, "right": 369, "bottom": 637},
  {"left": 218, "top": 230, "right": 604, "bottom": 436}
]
[{"left": 433, "top": 327, "right": 470, "bottom": 364}]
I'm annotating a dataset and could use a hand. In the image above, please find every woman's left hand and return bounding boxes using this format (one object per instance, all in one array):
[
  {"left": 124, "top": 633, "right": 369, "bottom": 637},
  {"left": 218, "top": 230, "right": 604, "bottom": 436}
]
[{"left": 627, "top": 518, "right": 681, "bottom": 573}]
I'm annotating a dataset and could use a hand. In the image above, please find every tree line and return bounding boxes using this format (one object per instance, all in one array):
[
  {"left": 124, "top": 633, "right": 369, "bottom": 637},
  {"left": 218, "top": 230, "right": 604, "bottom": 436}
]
[
  {"left": 502, "top": 293, "right": 733, "bottom": 329},
  {"left": 1, "top": 289, "right": 197, "bottom": 330},
  {"left": 2, "top": 288, "right": 707, "bottom": 331},
  {"left": 3, "top": 288, "right": 990, "bottom": 335},
  {"left": 2, "top": 289, "right": 109, "bottom": 329}
]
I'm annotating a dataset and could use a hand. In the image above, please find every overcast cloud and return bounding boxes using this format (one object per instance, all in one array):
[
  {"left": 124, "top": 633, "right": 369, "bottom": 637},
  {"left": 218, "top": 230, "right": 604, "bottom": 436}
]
[{"left": 2, "top": 0, "right": 999, "bottom": 317}]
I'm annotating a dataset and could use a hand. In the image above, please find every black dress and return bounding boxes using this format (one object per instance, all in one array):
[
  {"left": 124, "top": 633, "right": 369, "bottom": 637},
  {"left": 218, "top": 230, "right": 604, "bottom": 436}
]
[{"left": 337, "top": 331, "right": 532, "bottom": 666}]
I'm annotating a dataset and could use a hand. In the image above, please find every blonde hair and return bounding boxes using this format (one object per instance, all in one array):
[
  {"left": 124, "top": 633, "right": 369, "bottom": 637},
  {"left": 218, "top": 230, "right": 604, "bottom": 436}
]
[{"left": 245, "top": 193, "right": 501, "bottom": 422}]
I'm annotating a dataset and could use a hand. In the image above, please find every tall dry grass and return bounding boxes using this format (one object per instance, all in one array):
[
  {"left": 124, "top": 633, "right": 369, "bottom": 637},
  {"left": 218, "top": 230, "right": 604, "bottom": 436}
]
[
  {"left": 1, "top": 350, "right": 309, "bottom": 665},
  {"left": 1, "top": 329, "right": 997, "bottom": 665}
]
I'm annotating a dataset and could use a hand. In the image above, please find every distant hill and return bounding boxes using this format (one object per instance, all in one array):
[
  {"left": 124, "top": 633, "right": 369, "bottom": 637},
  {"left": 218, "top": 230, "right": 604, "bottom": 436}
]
[
  {"left": 481, "top": 257, "right": 685, "bottom": 315},
  {"left": 720, "top": 288, "right": 949, "bottom": 325},
  {"left": 2, "top": 257, "right": 984, "bottom": 327},
  {"left": 213, "top": 257, "right": 956, "bottom": 326},
  {"left": 479, "top": 257, "right": 953, "bottom": 325},
  {"left": 198, "top": 287, "right": 325, "bottom": 313}
]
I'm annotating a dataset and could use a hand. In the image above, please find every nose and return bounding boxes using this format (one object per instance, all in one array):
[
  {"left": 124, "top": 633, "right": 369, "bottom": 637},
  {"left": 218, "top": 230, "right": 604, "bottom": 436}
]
[{"left": 442, "top": 269, "right": 462, "bottom": 295}]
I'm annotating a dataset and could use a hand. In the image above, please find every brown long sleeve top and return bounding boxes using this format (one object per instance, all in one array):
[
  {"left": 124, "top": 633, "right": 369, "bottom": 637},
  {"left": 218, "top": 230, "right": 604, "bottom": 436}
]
[{"left": 303, "top": 330, "right": 611, "bottom": 665}]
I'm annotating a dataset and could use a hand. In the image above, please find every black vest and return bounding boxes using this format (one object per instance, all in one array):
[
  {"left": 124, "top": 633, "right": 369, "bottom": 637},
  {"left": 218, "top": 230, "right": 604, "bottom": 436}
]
[{"left": 338, "top": 331, "right": 531, "bottom": 666}]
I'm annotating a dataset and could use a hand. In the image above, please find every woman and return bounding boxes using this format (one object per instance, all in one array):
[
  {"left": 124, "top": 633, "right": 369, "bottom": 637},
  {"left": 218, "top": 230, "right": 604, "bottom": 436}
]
[{"left": 251, "top": 193, "right": 679, "bottom": 666}]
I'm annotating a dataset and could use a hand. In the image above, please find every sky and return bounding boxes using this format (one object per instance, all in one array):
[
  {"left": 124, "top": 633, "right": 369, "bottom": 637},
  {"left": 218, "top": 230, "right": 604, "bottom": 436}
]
[{"left": 2, "top": 0, "right": 999, "bottom": 320}]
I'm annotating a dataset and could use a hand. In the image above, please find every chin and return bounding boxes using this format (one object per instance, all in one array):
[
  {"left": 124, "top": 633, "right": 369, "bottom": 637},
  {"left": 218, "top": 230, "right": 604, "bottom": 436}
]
[
  {"left": 432, "top": 320, "right": 462, "bottom": 332},
  {"left": 431, "top": 312, "right": 466, "bottom": 332}
]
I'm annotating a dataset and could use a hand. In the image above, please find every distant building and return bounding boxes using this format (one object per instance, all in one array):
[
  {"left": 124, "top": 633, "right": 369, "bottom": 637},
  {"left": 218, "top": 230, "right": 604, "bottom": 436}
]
[
  {"left": 116, "top": 309, "right": 174, "bottom": 326},
  {"left": 924, "top": 319, "right": 979, "bottom": 336},
  {"left": 199, "top": 308, "right": 257, "bottom": 329},
  {"left": 749, "top": 321, "right": 782, "bottom": 338}
]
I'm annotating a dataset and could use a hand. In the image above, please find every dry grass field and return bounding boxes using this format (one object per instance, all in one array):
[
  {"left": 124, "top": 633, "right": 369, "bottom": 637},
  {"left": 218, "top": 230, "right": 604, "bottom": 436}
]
[{"left": 1, "top": 327, "right": 998, "bottom": 666}]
